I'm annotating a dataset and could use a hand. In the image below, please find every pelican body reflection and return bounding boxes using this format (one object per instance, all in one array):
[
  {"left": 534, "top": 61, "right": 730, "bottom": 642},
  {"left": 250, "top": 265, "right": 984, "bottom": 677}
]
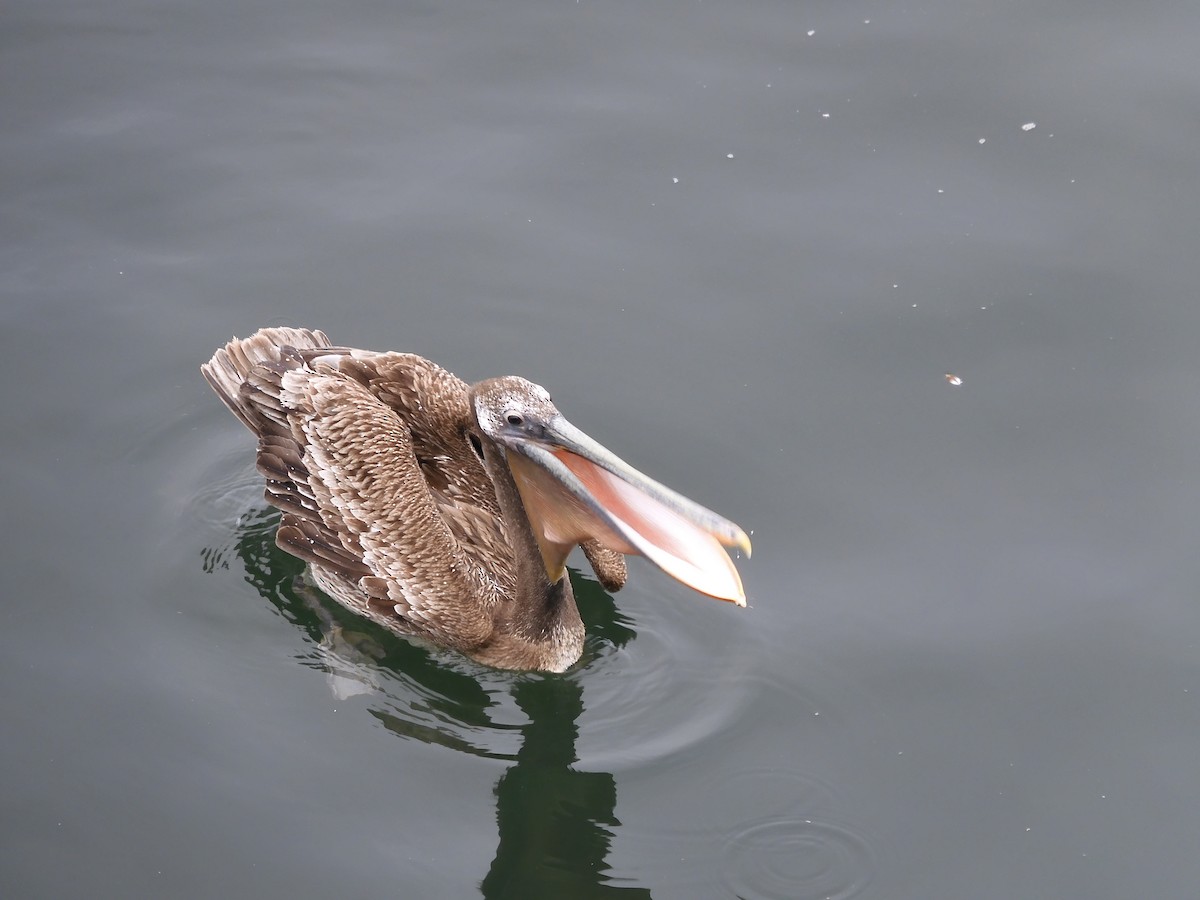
[{"left": 205, "top": 506, "right": 652, "bottom": 897}]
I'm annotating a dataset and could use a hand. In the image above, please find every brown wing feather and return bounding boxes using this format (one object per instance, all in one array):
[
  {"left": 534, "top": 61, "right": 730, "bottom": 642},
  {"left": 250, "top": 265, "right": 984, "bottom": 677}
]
[
  {"left": 293, "top": 347, "right": 517, "bottom": 595},
  {"left": 202, "top": 328, "right": 510, "bottom": 651},
  {"left": 279, "top": 370, "right": 498, "bottom": 648}
]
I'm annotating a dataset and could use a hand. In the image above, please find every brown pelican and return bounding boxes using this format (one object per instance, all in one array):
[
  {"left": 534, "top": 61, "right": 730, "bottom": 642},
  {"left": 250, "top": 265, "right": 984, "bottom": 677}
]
[{"left": 202, "top": 327, "right": 750, "bottom": 672}]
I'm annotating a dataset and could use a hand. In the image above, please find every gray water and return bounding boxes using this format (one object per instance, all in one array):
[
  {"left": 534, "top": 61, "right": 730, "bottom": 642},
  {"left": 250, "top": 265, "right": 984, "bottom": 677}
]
[{"left": 4, "top": 1, "right": 1200, "bottom": 897}]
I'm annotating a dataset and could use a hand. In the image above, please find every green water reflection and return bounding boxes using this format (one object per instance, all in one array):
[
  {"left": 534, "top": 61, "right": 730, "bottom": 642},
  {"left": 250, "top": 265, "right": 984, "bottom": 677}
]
[{"left": 207, "top": 506, "right": 653, "bottom": 898}]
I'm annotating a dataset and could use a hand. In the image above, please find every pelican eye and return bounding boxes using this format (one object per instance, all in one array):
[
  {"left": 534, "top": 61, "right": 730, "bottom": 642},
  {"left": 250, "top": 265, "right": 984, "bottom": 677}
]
[{"left": 506, "top": 413, "right": 524, "bottom": 427}]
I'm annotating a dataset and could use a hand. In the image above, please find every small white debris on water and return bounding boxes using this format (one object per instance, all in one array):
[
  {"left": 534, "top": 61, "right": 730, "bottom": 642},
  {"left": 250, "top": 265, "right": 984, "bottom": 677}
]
[
  {"left": 672, "top": 177, "right": 679, "bottom": 183},
  {"left": 937, "top": 188, "right": 944, "bottom": 193},
  {"left": 945, "top": 373, "right": 963, "bottom": 386},
  {"left": 1022, "top": 122, "right": 1036, "bottom": 131},
  {"left": 978, "top": 138, "right": 986, "bottom": 144},
  {"left": 807, "top": 29, "right": 816, "bottom": 36},
  {"left": 822, "top": 112, "right": 830, "bottom": 118},
  {"left": 726, "top": 153, "right": 735, "bottom": 159}
]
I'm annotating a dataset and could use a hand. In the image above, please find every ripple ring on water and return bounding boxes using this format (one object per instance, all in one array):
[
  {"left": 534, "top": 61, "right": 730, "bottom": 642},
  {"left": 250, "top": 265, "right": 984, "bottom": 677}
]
[{"left": 720, "top": 816, "right": 875, "bottom": 900}]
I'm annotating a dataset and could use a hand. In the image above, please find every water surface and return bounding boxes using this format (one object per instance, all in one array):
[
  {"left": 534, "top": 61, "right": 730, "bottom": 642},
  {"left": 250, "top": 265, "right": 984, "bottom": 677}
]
[{"left": 4, "top": 1, "right": 1200, "bottom": 897}]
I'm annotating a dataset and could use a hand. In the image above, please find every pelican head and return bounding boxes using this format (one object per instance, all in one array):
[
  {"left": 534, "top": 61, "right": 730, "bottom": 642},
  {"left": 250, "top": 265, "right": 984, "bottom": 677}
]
[{"left": 470, "top": 376, "right": 750, "bottom": 605}]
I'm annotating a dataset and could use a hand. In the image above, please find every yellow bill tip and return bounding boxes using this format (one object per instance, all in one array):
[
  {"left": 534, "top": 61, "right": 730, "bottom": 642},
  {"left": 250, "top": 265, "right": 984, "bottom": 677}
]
[
  {"left": 737, "top": 531, "right": 752, "bottom": 559},
  {"left": 719, "top": 526, "right": 752, "bottom": 559}
]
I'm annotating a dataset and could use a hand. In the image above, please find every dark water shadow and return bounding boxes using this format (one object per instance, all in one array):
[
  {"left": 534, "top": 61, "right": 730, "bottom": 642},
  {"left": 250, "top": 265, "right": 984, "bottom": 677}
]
[{"left": 204, "top": 506, "right": 652, "bottom": 898}]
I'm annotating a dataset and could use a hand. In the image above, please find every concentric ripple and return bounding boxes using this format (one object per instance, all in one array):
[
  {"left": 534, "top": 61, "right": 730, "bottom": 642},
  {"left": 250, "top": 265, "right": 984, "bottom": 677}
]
[
  {"left": 190, "top": 462, "right": 262, "bottom": 531},
  {"left": 720, "top": 816, "right": 875, "bottom": 900}
]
